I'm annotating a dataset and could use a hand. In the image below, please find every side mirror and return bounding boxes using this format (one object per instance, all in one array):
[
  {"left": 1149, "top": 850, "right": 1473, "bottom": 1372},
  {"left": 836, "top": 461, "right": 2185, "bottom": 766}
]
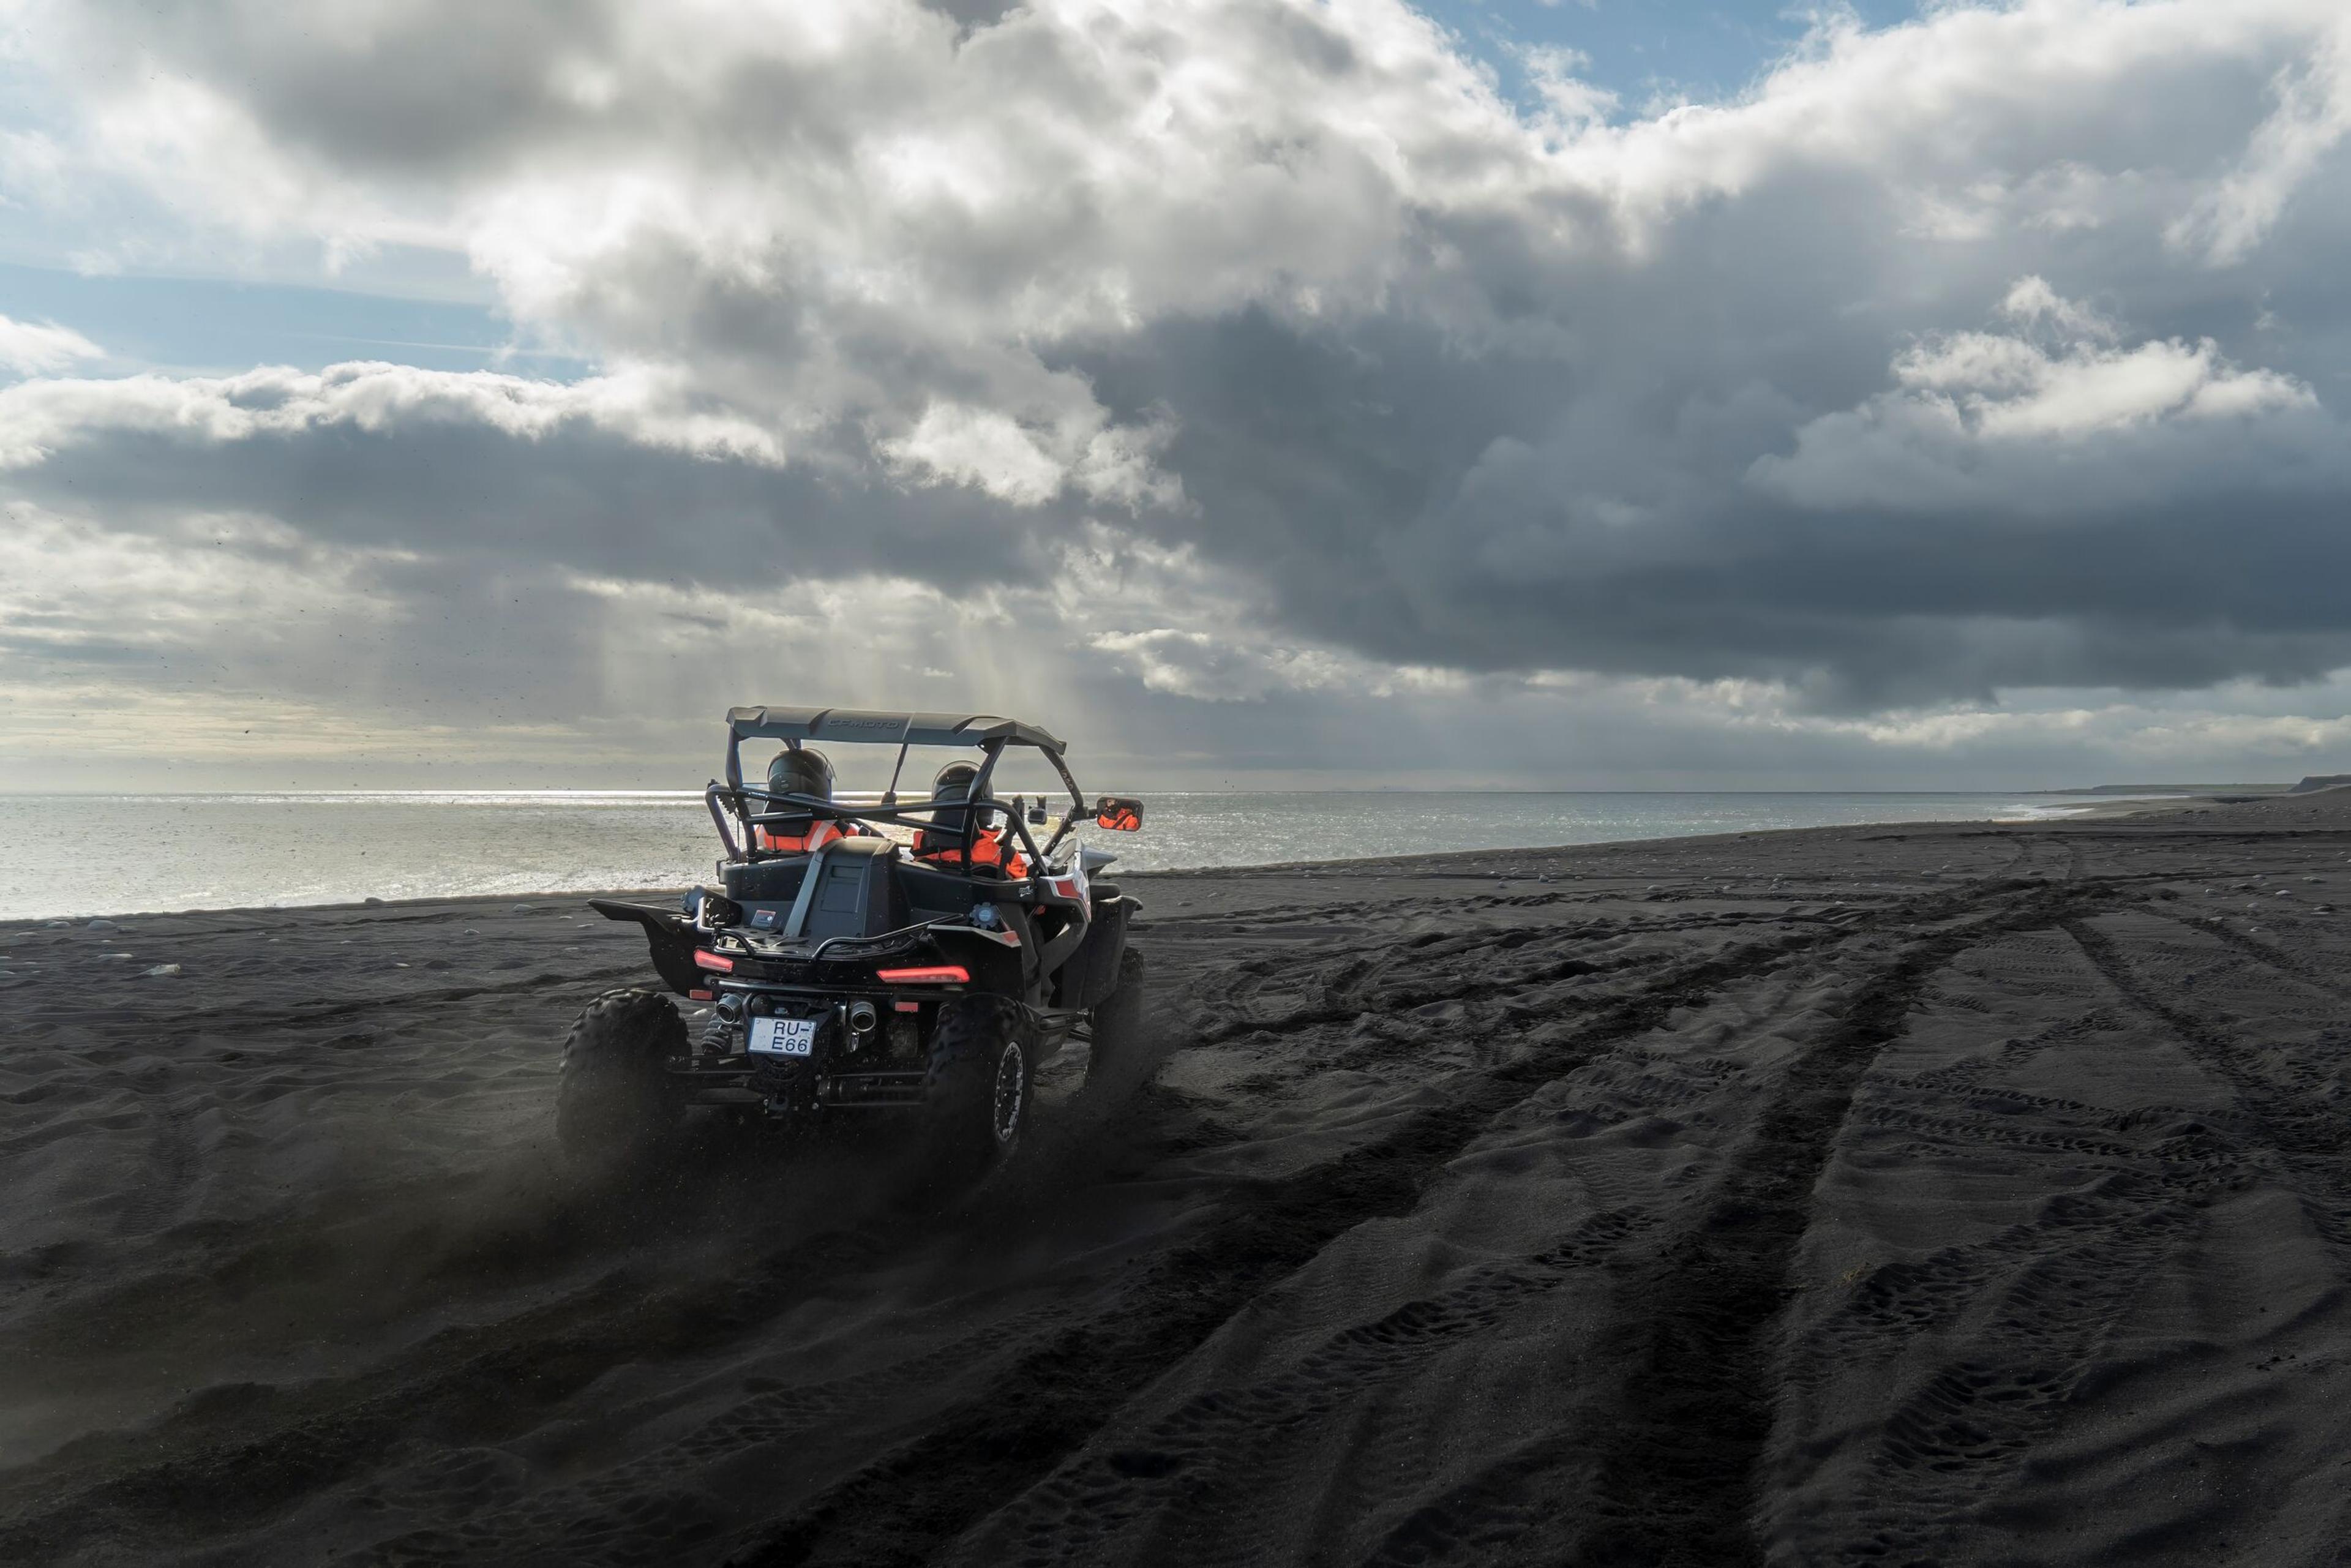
[
  {"left": 1093, "top": 795, "right": 1144, "bottom": 831},
  {"left": 1029, "top": 804, "right": 1048, "bottom": 825}
]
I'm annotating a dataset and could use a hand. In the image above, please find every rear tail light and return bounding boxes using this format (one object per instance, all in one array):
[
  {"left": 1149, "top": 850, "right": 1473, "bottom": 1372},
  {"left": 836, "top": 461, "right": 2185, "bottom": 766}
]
[
  {"left": 877, "top": 965, "right": 969, "bottom": 985},
  {"left": 694, "top": 949, "right": 735, "bottom": 973}
]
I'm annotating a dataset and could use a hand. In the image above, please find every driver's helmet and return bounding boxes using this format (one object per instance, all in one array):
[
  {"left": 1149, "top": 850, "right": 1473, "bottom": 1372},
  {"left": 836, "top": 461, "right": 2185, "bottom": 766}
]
[
  {"left": 928, "top": 760, "right": 986, "bottom": 836},
  {"left": 767, "top": 746, "right": 834, "bottom": 801}
]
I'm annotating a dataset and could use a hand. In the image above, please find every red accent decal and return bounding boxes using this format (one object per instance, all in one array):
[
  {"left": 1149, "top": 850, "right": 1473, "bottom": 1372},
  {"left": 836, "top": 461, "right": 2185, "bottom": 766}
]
[{"left": 877, "top": 964, "right": 970, "bottom": 985}]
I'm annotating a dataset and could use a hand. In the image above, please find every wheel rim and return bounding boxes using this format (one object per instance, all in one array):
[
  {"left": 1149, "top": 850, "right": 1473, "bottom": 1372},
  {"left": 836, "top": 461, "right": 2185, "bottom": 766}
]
[{"left": 991, "top": 1041, "right": 1026, "bottom": 1144}]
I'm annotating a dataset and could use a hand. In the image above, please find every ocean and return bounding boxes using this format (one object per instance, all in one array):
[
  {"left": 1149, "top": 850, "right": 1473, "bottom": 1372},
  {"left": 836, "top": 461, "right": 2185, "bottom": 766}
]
[{"left": 0, "top": 790, "right": 2128, "bottom": 922}]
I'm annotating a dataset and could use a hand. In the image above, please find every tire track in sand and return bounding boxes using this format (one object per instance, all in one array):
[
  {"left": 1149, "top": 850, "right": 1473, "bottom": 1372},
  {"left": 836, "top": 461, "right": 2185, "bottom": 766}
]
[
  {"left": 1346, "top": 879, "right": 2127, "bottom": 1568},
  {"left": 2063, "top": 917, "right": 2351, "bottom": 1261},
  {"left": 2150, "top": 909, "right": 2351, "bottom": 1003},
  {"left": 729, "top": 879, "right": 2096, "bottom": 1568}
]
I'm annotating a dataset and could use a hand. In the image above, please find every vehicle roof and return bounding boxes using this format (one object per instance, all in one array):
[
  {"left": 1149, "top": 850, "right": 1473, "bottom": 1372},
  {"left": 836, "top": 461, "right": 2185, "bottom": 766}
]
[{"left": 726, "top": 706, "right": 1066, "bottom": 755}]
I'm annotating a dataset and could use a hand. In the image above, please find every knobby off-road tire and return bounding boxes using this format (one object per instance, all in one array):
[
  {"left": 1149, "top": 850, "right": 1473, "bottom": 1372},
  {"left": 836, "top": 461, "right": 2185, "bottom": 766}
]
[
  {"left": 1084, "top": 948, "right": 1149, "bottom": 1096},
  {"left": 556, "top": 988, "right": 688, "bottom": 1171},
  {"left": 922, "top": 994, "right": 1034, "bottom": 1191}
]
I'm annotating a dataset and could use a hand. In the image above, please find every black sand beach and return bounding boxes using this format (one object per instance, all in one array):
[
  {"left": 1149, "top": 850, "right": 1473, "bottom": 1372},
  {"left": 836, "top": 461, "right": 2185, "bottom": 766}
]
[{"left": 7, "top": 792, "right": 2351, "bottom": 1564}]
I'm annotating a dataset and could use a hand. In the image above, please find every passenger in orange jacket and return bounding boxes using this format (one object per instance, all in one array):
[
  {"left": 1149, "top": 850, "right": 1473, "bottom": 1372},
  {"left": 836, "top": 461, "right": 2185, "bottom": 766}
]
[{"left": 913, "top": 761, "right": 1029, "bottom": 877}]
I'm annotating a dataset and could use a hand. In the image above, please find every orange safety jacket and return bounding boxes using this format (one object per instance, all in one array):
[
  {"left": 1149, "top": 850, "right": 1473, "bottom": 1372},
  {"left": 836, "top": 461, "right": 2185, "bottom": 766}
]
[
  {"left": 755, "top": 819, "right": 849, "bottom": 854},
  {"left": 912, "top": 825, "right": 1029, "bottom": 879}
]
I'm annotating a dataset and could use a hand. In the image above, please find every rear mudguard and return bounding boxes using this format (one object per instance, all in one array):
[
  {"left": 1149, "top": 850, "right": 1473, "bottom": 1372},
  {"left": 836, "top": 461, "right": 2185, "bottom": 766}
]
[
  {"left": 1054, "top": 895, "right": 1131, "bottom": 1010},
  {"left": 590, "top": 899, "right": 704, "bottom": 994}
]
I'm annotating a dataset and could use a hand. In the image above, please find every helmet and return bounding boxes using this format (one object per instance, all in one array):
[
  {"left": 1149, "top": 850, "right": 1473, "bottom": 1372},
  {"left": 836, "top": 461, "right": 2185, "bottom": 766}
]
[
  {"left": 929, "top": 760, "right": 984, "bottom": 835},
  {"left": 767, "top": 746, "right": 834, "bottom": 800}
]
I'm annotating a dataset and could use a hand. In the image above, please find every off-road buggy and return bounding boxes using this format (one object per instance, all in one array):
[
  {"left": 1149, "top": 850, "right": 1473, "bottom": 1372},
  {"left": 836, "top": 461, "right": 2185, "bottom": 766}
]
[{"left": 561, "top": 707, "right": 1148, "bottom": 1186}]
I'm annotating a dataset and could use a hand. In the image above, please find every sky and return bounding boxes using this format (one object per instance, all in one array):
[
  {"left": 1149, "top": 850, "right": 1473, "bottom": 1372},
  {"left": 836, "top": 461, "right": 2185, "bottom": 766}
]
[{"left": 1, "top": 0, "right": 2348, "bottom": 792}]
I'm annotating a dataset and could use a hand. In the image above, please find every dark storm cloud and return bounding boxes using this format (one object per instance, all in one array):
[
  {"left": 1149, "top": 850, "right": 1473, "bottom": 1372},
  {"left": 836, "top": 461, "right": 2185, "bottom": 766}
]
[
  {"left": 1067, "top": 278, "right": 2351, "bottom": 708},
  {"left": 7, "top": 405, "right": 1072, "bottom": 590}
]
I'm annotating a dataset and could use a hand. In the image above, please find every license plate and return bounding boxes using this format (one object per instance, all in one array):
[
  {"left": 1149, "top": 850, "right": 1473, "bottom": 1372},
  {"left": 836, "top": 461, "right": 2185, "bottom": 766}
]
[{"left": 748, "top": 1016, "right": 818, "bottom": 1057}]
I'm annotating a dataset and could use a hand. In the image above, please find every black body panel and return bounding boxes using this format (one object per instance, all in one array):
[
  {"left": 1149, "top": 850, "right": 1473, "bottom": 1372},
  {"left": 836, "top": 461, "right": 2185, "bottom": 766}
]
[
  {"left": 895, "top": 861, "right": 983, "bottom": 921},
  {"left": 724, "top": 851, "right": 986, "bottom": 923},
  {"left": 786, "top": 837, "right": 911, "bottom": 943},
  {"left": 722, "top": 859, "right": 808, "bottom": 902}
]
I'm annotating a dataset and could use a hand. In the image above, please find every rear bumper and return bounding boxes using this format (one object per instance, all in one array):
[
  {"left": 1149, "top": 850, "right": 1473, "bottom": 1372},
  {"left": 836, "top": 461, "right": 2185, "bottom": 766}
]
[{"left": 673, "top": 1062, "right": 928, "bottom": 1111}]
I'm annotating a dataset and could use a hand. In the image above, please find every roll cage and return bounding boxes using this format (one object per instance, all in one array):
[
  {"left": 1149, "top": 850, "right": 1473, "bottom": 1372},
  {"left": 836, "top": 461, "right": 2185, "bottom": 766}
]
[{"left": 708, "top": 706, "right": 1090, "bottom": 873}]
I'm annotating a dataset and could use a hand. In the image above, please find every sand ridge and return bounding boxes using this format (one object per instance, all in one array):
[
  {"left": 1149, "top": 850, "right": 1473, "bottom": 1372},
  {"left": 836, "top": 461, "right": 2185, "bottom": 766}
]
[{"left": 4, "top": 797, "right": 2351, "bottom": 1563}]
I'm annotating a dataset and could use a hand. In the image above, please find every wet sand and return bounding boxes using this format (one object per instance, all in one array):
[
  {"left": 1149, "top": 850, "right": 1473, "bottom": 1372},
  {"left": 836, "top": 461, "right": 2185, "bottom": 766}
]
[{"left": 6, "top": 793, "right": 2351, "bottom": 1564}]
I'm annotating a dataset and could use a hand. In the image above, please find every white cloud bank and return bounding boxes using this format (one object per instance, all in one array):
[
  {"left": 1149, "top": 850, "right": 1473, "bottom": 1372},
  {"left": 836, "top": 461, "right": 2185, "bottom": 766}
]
[{"left": 1, "top": 0, "right": 2350, "bottom": 784}]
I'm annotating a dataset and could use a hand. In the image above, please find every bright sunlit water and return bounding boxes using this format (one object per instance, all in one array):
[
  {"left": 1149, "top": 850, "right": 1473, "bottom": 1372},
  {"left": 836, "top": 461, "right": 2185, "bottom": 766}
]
[{"left": 0, "top": 789, "right": 2131, "bottom": 921}]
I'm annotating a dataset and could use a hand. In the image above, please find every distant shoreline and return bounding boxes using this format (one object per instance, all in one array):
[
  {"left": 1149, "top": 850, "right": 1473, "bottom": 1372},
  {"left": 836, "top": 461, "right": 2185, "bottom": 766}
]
[
  {"left": 13, "top": 785, "right": 2346, "bottom": 925},
  {"left": 0, "top": 792, "right": 2204, "bottom": 926}
]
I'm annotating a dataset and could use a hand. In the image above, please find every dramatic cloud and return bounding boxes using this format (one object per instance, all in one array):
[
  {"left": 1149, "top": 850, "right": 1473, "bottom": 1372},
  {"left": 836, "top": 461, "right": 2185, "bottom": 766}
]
[{"left": 2, "top": 0, "right": 2350, "bottom": 783}]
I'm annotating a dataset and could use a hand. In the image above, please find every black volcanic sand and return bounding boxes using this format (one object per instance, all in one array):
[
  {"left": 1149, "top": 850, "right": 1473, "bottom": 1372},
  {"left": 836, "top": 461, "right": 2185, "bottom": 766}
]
[{"left": 8, "top": 797, "right": 2351, "bottom": 1566}]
